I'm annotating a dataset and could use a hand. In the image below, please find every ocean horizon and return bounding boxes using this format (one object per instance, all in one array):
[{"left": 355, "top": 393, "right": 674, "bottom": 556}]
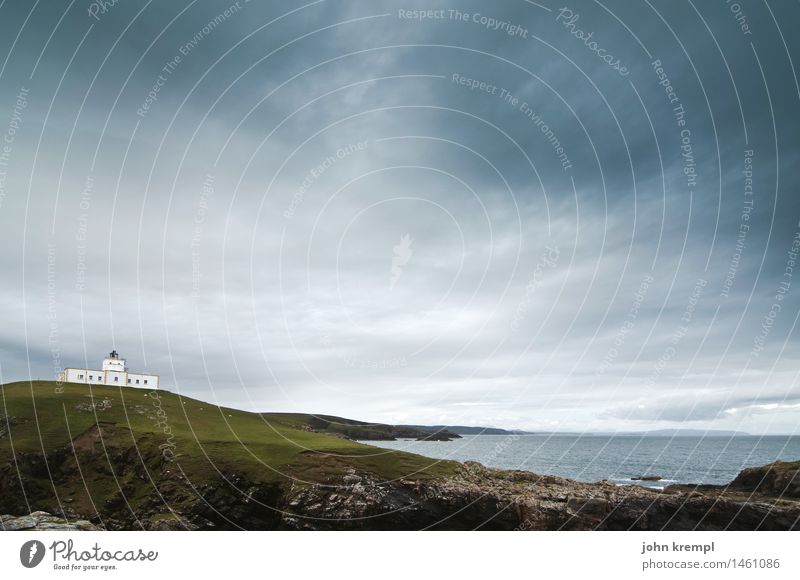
[{"left": 363, "top": 434, "right": 800, "bottom": 489}]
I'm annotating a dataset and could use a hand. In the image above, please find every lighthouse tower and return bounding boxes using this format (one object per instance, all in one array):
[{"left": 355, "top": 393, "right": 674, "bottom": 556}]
[{"left": 103, "top": 350, "right": 126, "bottom": 372}]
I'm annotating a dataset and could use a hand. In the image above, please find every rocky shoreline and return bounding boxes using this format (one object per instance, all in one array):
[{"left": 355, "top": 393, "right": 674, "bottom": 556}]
[
  {"left": 3, "top": 459, "right": 798, "bottom": 531},
  {"left": 277, "top": 460, "right": 800, "bottom": 531}
]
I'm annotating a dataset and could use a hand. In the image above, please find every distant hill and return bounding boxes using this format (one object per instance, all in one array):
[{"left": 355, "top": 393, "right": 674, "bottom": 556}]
[
  {"left": 401, "top": 426, "right": 752, "bottom": 437},
  {"left": 619, "top": 429, "right": 751, "bottom": 437},
  {"left": 402, "top": 425, "right": 532, "bottom": 436},
  {"left": 266, "top": 414, "right": 461, "bottom": 441},
  {"left": 540, "top": 429, "right": 753, "bottom": 437}
]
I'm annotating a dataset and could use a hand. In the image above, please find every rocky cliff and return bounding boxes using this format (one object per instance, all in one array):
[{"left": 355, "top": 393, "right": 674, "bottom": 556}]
[{"left": 278, "top": 461, "right": 800, "bottom": 531}]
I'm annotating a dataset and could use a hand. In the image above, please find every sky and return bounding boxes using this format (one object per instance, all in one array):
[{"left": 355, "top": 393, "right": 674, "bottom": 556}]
[{"left": 0, "top": 0, "right": 799, "bottom": 434}]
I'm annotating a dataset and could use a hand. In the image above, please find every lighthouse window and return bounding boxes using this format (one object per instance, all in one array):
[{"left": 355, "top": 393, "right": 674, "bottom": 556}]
[
  {"left": 127, "top": 379, "right": 131, "bottom": 384},
  {"left": 144, "top": 380, "right": 148, "bottom": 385},
  {"left": 78, "top": 374, "right": 84, "bottom": 379},
  {"left": 114, "top": 376, "right": 118, "bottom": 382},
  {"left": 136, "top": 379, "right": 140, "bottom": 384},
  {"left": 89, "top": 375, "right": 93, "bottom": 380}
]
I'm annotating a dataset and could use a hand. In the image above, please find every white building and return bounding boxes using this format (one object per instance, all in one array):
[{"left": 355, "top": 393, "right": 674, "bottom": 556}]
[{"left": 60, "top": 350, "right": 159, "bottom": 389}]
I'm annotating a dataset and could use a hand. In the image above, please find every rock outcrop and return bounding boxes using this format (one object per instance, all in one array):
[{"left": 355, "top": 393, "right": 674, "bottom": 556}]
[
  {"left": 728, "top": 460, "right": 800, "bottom": 499},
  {"left": 1, "top": 511, "right": 99, "bottom": 531}
]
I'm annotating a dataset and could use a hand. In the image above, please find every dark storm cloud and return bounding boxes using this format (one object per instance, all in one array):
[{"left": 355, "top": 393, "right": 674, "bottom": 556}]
[{"left": 1, "top": 0, "right": 799, "bottom": 433}]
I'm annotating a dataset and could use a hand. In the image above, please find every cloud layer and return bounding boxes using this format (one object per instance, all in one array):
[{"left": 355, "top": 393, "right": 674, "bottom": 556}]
[{"left": 1, "top": 0, "right": 799, "bottom": 434}]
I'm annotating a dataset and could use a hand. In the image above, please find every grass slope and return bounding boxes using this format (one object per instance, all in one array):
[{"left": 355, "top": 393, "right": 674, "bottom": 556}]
[{"left": 0, "top": 381, "right": 456, "bottom": 518}]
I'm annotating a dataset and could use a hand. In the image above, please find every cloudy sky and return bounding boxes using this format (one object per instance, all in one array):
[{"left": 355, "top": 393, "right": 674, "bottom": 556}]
[{"left": 1, "top": 0, "right": 799, "bottom": 434}]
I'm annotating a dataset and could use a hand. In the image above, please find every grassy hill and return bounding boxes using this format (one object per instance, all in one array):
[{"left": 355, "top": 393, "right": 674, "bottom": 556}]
[{"left": 0, "top": 381, "right": 457, "bottom": 528}]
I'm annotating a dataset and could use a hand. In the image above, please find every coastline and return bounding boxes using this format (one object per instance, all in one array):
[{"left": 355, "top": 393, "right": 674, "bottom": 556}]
[
  {"left": 3, "top": 458, "right": 799, "bottom": 531},
  {"left": 2, "top": 381, "right": 799, "bottom": 531}
]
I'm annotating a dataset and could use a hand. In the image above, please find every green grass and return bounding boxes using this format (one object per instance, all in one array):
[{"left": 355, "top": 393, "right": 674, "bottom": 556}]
[{"left": 0, "top": 380, "right": 456, "bottom": 487}]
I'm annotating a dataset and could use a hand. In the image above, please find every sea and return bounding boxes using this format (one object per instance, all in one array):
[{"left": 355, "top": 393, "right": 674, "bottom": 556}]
[{"left": 362, "top": 434, "right": 800, "bottom": 489}]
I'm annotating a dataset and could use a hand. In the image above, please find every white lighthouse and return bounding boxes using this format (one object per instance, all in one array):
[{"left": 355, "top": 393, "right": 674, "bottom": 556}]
[{"left": 60, "top": 350, "right": 159, "bottom": 389}]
